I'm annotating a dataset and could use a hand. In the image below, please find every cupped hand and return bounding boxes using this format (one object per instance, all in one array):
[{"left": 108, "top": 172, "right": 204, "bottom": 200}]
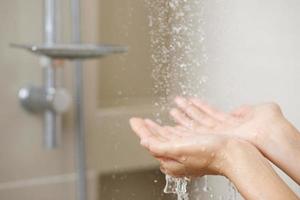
[
  {"left": 129, "top": 118, "right": 231, "bottom": 177},
  {"left": 171, "top": 97, "right": 295, "bottom": 147}
]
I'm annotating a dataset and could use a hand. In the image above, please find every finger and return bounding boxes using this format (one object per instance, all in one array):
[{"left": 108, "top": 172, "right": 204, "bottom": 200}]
[
  {"left": 130, "top": 119, "right": 182, "bottom": 159},
  {"left": 165, "top": 126, "right": 189, "bottom": 137},
  {"left": 147, "top": 141, "right": 180, "bottom": 159},
  {"left": 175, "top": 125, "right": 188, "bottom": 131},
  {"left": 160, "top": 167, "right": 166, "bottom": 174},
  {"left": 175, "top": 97, "right": 218, "bottom": 128},
  {"left": 189, "top": 98, "right": 230, "bottom": 122},
  {"left": 230, "top": 105, "right": 251, "bottom": 118},
  {"left": 129, "top": 118, "right": 161, "bottom": 147},
  {"left": 131, "top": 119, "right": 185, "bottom": 159},
  {"left": 170, "top": 108, "right": 196, "bottom": 129},
  {"left": 144, "top": 119, "right": 174, "bottom": 140}
]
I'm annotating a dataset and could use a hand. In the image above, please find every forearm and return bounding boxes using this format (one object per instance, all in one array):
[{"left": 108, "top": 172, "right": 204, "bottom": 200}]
[
  {"left": 221, "top": 139, "right": 299, "bottom": 200},
  {"left": 257, "top": 122, "right": 300, "bottom": 184}
]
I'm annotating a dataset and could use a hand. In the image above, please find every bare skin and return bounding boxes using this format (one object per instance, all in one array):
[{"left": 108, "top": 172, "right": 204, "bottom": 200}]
[
  {"left": 171, "top": 97, "right": 300, "bottom": 184},
  {"left": 129, "top": 118, "right": 299, "bottom": 200}
]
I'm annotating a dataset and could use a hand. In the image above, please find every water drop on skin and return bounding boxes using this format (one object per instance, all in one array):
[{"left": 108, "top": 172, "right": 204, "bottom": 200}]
[
  {"left": 148, "top": 16, "right": 153, "bottom": 27},
  {"left": 180, "top": 156, "right": 188, "bottom": 162}
]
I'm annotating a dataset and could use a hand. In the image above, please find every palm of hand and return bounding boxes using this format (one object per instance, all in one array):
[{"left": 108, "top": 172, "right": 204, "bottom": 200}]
[
  {"left": 130, "top": 118, "right": 230, "bottom": 177},
  {"left": 172, "top": 97, "right": 284, "bottom": 145}
]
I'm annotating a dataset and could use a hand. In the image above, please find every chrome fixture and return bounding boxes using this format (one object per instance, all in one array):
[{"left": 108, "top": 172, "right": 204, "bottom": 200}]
[
  {"left": 13, "top": 0, "right": 127, "bottom": 150},
  {"left": 18, "top": 86, "right": 71, "bottom": 114},
  {"left": 13, "top": 1, "right": 127, "bottom": 199},
  {"left": 71, "top": 0, "right": 86, "bottom": 199}
]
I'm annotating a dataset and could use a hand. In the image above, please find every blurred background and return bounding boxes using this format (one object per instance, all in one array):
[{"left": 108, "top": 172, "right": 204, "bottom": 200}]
[{"left": 0, "top": 0, "right": 170, "bottom": 199}]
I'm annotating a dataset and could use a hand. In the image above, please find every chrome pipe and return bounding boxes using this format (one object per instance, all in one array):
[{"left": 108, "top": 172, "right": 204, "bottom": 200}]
[
  {"left": 44, "top": 0, "right": 57, "bottom": 44},
  {"left": 71, "top": 0, "right": 88, "bottom": 199},
  {"left": 43, "top": 0, "right": 60, "bottom": 149}
]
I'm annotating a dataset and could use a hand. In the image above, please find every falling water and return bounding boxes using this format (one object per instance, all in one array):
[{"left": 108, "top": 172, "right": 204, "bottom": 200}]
[
  {"left": 145, "top": 0, "right": 239, "bottom": 199},
  {"left": 144, "top": 0, "right": 208, "bottom": 199},
  {"left": 228, "top": 181, "right": 238, "bottom": 200},
  {"left": 164, "top": 175, "right": 190, "bottom": 200}
]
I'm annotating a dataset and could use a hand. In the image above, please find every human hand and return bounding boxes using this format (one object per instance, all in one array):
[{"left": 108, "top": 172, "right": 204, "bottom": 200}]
[
  {"left": 171, "top": 97, "right": 296, "bottom": 148},
  {"left": 171, "top": 97, "right": 300, "bottom": 184},
  {"left": 129, "top": 116, "right": 300, "bottom": 200},
  {"left": 129, "top": 118, "right": 232, "bottom": 177}
]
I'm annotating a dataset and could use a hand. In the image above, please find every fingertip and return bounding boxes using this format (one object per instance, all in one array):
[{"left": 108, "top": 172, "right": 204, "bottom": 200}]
[
  {"left": 144, "top": 119, "right": 161, "bottom": 131},
  {"left": 175, "top": 96, "right": 188, "bottom": 107},
  {"left": 174, "top": 96, "right": 183, "bottom": 102},
  {"left": 129, "top": 118, "right": 146, "bottom": 132},
  {"left": 144, "top": 118, "right": 155, "bottom": 125},
  {"left": 140, "top": 139, "right": 149, "bottom": 147},
  {"left": 129, "top": 117, "right": 142, "bottom": 126},
  {"left": 189, "top": 97, "right": 205, "bottom": 106},
  {"left": 169, "top": 108, "right": 178, "bottom": 116}
]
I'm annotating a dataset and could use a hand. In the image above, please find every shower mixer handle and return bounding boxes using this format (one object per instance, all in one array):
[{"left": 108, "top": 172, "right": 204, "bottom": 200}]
[
  {"left": 18, "top": 85, "right": 71, "bottom": 114},
  {"left": 48, "top": 88, "right": 71, "bottom": 114}
]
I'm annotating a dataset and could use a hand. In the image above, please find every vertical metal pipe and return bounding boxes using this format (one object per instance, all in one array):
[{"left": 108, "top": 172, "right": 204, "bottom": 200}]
[
  {"left": 43, "top": 0, "right": 59, "bottom": 149},
  {"left": 71, "top": 0, "right": 88, "bottom": 200}
]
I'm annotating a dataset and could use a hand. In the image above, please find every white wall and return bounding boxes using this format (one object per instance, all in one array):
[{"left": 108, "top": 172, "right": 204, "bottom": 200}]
[{"left": 192, "top": 0, "right": 300, "bottom": 199}]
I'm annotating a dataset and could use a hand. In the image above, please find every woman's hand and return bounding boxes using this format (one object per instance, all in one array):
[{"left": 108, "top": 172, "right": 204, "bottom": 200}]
[
  {"left": 171, "top": 97, "right": 300, "bottom": 184},
  {"left": 129, "top": 118, "right": 231, "bottom": 177},
  {"left": 129, "top": 117, "right": 299, "bottom": 200},
  {"left": 171, "top": 97, "right": 289, "bottom": 142}
]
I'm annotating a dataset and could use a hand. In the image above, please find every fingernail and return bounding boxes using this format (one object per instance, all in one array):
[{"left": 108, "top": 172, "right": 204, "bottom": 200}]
[{"left": 129, "top": 117, "right": 140, "bottom": 124}]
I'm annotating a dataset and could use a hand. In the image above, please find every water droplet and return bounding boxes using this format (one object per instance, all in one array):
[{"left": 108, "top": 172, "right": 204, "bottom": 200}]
[{"left": 148, "top": 16, "right": 153, "bottom": 27}]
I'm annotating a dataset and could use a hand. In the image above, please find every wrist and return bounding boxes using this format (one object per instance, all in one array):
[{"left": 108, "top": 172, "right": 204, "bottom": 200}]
[
  {"left": 216, "top": 138, "right": 263, "bottom": 177},
  {"left": 249, "top": 117, "right": 299, "bottom": 152},
  {"left": 217, "top": 137, "right": 299, "bottom": 200},
  {"left": 256, "top": 120, "right": 300, "bottom": 184},
  {"left": 255, "top": 118, "right": 300, "bottom": 153}
]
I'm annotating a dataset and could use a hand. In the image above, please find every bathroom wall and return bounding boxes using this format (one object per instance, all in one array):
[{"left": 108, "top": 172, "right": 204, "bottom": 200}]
[
  {"left": 83, "top": 0, "right": 170, "bottom": 199},
  {"left": 0, "top": 0, "right": 167, "bottom": 199},
  {"left": 96, "top": 0, "right": 159, "bottom": 108},
  {"left": 0, "top": 0, "right": 82, "bottom": 199},
  {"left": 192, "top": 0, "right": 300, "bottom": 198}
]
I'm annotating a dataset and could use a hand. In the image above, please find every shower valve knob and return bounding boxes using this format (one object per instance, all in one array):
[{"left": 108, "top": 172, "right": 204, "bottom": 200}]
[
  {"left": 18, "top": 86, "right": 71, "bottom": 114},
  {"left": 47, "top": 88, "right": 72, "bottom": 114}
]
